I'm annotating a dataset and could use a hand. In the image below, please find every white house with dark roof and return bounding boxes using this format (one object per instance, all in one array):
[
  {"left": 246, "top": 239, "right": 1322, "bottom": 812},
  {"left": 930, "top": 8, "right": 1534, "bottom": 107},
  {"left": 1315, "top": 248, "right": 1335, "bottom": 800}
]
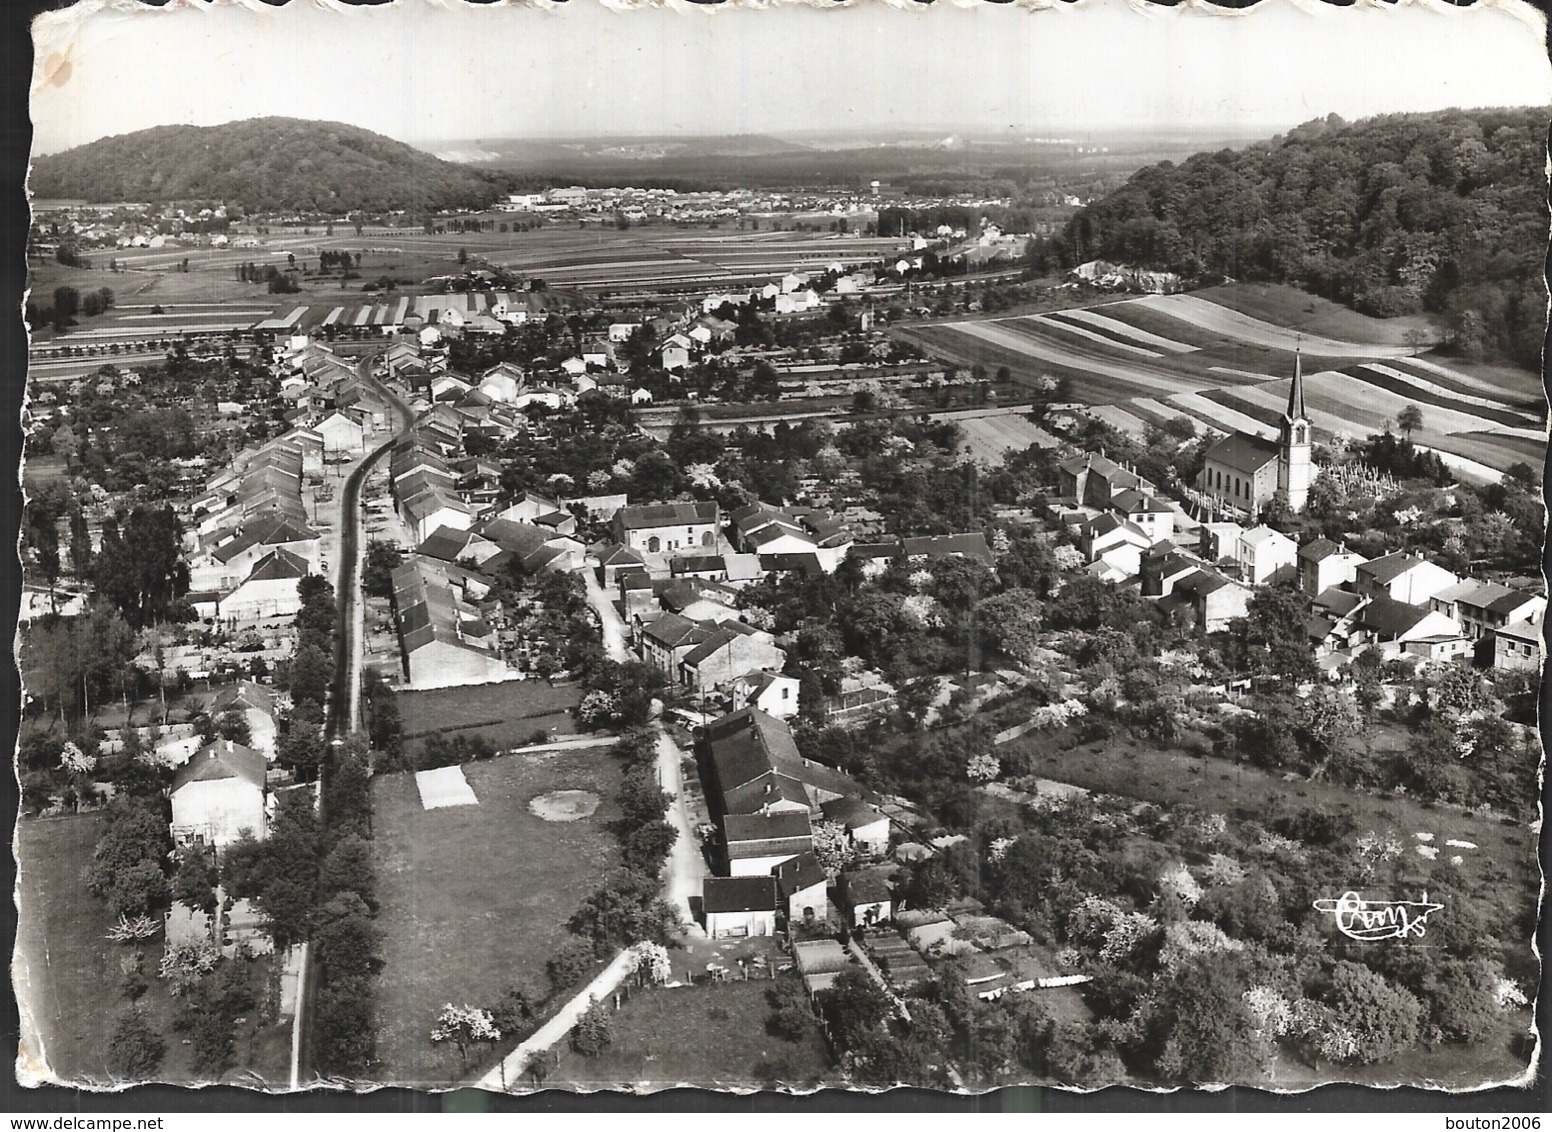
[
  {"left": 390, "top": 560, "right": 511, "bottom": 689},
  {"left": 775, "top": 851, "right": 830, "bottom": 925},
  {"left": 702, "top": 876, "right": 778, "bottom": 939},
  {"left": 215, "top": 547, "right": 311, "bottom": 622},
  {"left": 724, "top": 811, "right": 814, "bottom": 876},
  {"left": 1233, "top": 525, "right": 1298, "bottom": 586},
  {"left": 1355, "top": 553, "right": 1459, "bottom": 606},
  {"left": 171, "top": 740, "right": 268, "bottom": 849},
  {"left": 1494, "top": 616, "right": 1544, "bottom": 671},
  {"left": 613, "top": 501, "right": 721, "bottom": 556},
  {"left": 1298, "top": 538, "right": 1367, "bottom": 597},
  {"left": 731, "top": 670, "right": 800, "bottom": 720}
]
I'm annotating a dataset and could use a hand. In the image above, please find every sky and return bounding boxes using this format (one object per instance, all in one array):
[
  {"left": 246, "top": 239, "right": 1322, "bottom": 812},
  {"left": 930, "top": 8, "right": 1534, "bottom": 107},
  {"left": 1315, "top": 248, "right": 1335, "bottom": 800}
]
[{"left": 29, "top": 0, "right": 1552, "bottom": 156}]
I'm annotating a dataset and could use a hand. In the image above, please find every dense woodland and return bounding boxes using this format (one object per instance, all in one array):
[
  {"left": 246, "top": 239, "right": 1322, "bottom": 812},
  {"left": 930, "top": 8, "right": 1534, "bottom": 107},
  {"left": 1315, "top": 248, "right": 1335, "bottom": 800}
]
[
  {"left": 1042, "top": 109, "right": 1548, "bottom": 368},
  {"left": 30, "top": 118, "right": 505, "bottom": 214}
]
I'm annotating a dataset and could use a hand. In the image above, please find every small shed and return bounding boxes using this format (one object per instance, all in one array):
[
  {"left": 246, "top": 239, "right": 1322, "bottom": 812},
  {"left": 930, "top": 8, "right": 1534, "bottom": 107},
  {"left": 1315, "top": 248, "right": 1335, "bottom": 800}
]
[{"left": 792, "top": 938, "right": 851, "bottom": 997}]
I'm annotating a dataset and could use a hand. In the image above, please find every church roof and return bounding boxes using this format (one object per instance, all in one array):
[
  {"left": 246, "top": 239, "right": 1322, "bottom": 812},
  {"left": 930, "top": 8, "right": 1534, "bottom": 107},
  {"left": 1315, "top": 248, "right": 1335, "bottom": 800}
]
[{"left": 1204, "top": 431, "right": 1281, "bottom": 475}]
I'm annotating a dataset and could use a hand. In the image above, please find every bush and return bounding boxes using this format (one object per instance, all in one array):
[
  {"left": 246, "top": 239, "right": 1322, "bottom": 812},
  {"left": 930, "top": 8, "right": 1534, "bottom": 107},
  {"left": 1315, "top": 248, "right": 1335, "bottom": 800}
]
[
  {"left": 107, "top": 1007, "right": 165, "bottom": 1079},
  {"left": 546, "top": 937, "right": 597, "bottom": 993},
  {"left": 570, "top": 997, "right": 613, "bottom": 1057}
]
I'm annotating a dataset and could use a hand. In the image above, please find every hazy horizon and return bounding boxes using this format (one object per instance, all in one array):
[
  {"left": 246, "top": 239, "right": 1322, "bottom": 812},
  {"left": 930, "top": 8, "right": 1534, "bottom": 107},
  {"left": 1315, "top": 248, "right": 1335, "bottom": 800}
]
[{"left": 31, "top": 0, "right": 1552, "bottom": 157}]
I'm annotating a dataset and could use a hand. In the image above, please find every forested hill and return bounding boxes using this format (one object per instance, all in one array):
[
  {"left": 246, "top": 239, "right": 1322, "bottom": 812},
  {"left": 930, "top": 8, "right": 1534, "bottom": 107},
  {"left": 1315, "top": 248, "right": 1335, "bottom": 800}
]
[
  {"left": 29, "top": 117, "right": 505, "bottom": 214},
  {"left": 1048, "top": 108, "right": 1548, "bottom": 369}
]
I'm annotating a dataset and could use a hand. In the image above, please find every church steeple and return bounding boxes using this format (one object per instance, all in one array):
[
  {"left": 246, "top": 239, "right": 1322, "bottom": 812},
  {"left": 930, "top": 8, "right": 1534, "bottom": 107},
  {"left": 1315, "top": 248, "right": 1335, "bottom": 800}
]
[
  {"left": 1284, "top": 349, "right": 1307, "bottom": 423},
  {"left": 1278, "top": 349, "right": 1312, "bottom": 513}
]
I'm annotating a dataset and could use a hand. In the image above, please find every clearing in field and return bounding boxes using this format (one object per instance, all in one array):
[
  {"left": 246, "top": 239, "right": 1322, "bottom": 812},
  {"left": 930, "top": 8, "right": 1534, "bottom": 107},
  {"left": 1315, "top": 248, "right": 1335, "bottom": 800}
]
[
  {"left": 370, "top": 749, "right": 623, "bottom": 1086},
  {"left": 415, "top": 765, "right": 479, "bottom": 810}
]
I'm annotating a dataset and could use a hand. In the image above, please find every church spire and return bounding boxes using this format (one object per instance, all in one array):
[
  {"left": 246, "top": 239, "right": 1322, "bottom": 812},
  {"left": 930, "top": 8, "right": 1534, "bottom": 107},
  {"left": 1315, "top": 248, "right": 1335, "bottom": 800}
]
[{"left": 1285, "top": 349, "right": 1307, "bottom": 421}]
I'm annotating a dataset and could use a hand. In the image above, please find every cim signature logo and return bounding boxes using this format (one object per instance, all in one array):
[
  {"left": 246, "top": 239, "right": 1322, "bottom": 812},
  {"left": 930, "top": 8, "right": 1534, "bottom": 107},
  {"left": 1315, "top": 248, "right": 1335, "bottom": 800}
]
[{"left": 1312, "top": 891, "right": 1443, "bottom": 942}]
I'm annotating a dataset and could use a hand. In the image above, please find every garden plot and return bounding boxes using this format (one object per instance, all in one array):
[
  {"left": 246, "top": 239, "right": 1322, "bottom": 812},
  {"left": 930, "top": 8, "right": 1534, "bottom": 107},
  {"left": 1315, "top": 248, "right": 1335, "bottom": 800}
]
[
  {"left": 1086, "top": 404, "right": 1153, "bottom": 438},
  {"left": 1125, "top": 294, "right": 1417, "bottom": 358},
  {"left": 1059, "top": 306, "right": 1200, "bottom": 352}
]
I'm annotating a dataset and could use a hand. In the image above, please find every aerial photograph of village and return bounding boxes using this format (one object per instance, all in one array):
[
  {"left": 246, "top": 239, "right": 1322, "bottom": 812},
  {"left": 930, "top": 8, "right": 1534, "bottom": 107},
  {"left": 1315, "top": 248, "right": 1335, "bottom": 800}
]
[{"left": 11, "top": 0, "right": 1548, "bottom": 1101}]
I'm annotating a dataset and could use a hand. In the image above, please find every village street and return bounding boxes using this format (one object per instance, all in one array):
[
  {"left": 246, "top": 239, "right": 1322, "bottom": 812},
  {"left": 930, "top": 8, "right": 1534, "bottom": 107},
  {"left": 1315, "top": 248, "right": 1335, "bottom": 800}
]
[{"left": 582, "top": 564, "right": 705, "bottom": 928}]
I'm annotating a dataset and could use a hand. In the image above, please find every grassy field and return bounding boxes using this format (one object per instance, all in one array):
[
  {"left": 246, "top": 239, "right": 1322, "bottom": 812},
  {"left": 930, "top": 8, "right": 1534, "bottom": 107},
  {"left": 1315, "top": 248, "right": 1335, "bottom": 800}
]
[
  {"left": 15, "top": 814, "right": 291, "bottom": 1087},
  {"left": 370, "top": 748, "right": 624, "bottom": 1087},
  {"left": 545, "top": 976, "right": 838, "bottom": 1091},
  {"left": 1195, "top": 282, "right": 1437, "bottom": 348},
  {"left": 395, "top": 680, "right": 581, "bottom": 754}
]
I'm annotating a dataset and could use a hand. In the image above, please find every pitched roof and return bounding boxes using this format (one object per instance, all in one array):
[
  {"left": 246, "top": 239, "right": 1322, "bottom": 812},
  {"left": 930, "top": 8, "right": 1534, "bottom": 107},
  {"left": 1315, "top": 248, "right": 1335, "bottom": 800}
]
[
  {"left": 172, "top": 740, "right": 267, "bottom": 793},
  {"left": 1358, "top": 552, "right": 1427, "bottom": 585},
  {"left": 1111, "top": 489, "right": 1172, "bottom": 515},
  {"left": 1297, "top": 537, "right": 1356, "bottom": 563},
  {"left": 775, "top": 851, "right": 828, "bottom": 899},
  {"left": 1359, "top": 594, "right": 1441, "bottom": 637},
  {"left": 1286, "top": 352, "right": 1308, "bottom": 421},
  {"left": 901, "top": 533, "right": 994, "bottom": 564},
  {"left": 702, "top": 876, "right": 778, "bottom": 914},
  {"left": 640, "top": 612, "right": 714, "bottom": 650},
  {"left": 1204, "top": 431, "right": 1281, "bottom": 475},
  {"left": 244, "top": 546, "right": 310, "bottom": 582},
  {"left": 820, "top": 796, "right": 886, "bottom": 831},
  {"left": 617, "top": 501, "right": 718, "bottom": 530},
  {"left": 724, "top": 810, "right": 813, "bottom": 846},
  {"left": 842, "top": 870, "right": 892, "bottom": 904},
  {"left": 211, "top": 681, "right": 275, "bottom": 717}
]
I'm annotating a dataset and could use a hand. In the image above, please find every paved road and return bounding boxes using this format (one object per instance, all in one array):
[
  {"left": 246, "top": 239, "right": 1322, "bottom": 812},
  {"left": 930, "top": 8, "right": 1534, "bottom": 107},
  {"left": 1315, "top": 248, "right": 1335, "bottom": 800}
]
[{"left": 292, "top": 354, "right": 412, "bottom": 1088}]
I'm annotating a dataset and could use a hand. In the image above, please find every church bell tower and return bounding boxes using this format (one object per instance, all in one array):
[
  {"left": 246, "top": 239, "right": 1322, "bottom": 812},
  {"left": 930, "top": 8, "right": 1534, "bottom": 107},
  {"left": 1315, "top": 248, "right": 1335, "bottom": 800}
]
[{"left": 1278, "top": 351, "right": 1312, "bottom": 512}]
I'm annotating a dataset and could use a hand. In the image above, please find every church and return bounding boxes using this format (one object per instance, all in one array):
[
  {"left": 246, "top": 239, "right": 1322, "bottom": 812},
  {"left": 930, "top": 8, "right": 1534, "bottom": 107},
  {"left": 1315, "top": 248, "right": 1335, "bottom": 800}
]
[{"left": 1197, "top": 355, "right": 1312, "bottom": 516}]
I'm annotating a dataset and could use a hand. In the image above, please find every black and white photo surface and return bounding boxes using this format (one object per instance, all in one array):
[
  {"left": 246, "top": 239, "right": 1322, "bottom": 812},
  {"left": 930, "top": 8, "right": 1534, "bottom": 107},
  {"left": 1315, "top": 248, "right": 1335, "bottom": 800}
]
[{"left": 15, "top": 0, "right": 1549, "bottom": 1095}]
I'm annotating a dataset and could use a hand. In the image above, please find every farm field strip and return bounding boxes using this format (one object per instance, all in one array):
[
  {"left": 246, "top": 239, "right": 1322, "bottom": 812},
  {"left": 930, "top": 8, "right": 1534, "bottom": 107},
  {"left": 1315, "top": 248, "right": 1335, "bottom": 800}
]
[
  {"left": 1059, "top": 306, "right": 1200, "bottom": 352},
  {"left": 935, "top": 319, "right": 1217, "bottom": 396},
  {"left": 1125, "top": 293, "right": 1417, "bottom": 358},
  {"left": 1350, "top": 364, "right": 1543, "bottom": 429},
  {"left": 1087, "top": 403, "right": 1153, "bottom": 437},
  {"left": 1399, "top": 355, "right": 1546, "bottom": 402},
  {"left": 1021, "top": 314, "right": 1164, "bottom": 358},
  {"left": 1209, "top": 366, "right": 1285, "bottom": 382},
  {"left": 1163, "top": 392, "right": 1276, "bottom": 439},
  {"left": 958, "top": 415, "right": 1060, "bottom": 463},
  {"left": 1300, "top": 369, "right": 1532, "bottom": 438},
  {"left": 1198, "top": 387, "right": 1289, "bottom": 429},
  {"left": 1413, "top": 445, "right": 1505, "bottom": 485}
]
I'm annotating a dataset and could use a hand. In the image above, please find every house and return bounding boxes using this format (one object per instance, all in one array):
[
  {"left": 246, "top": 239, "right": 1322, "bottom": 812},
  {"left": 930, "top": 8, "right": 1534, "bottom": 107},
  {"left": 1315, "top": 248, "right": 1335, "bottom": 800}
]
[
  {"left": 1355, "top": 553, "right": 1459, "bottom": 606},
  {"left": 1110, "top": 489, "right": 1174, "bottom": 544},
  {"left": 705, "top": 707, "right": 865, "bottom": 818},
  {"left": 1233, "top": 525, "right": 1298, "bottom": 586},
  {"left": 775, "top": 851, "right": 830, "bottom": 926},
  {"left": 390, "top": 560, "right": 511, "bottom": 689},
  {"left": 1356, "top": 594, "right": 1467, "bottom": 657},
  {"left": 730, "top": 503, "right": 819, "bottom": 556},
  {"left": 1298, "top": 538, "right": 1367, "bottom": 597},
  {"left": 210, "top": 682, "right": 278, "bottom": 761},
  {"left": 489, "top": 492, "right": 577, "bottom": 536},
  {"left": 1494, "top": 616, "right": 1544, "bottom": 671},
  {"left": 595, "top": 542, "right": 647, "bottom": 587},
  {"left": 1198, "top": 356, "right": 1312, "bottom": 514},
  {"left": 671, "top": 554, "right": 729, "bottom": 582},
  {"left": 660, "top": 341, "right": 691, "bottom": 372},
  {"left": 1172, "top": 569, "right": 1253, "bottom": 633},
  {"left": 1057, "top": 452, "right": 1155, "bottom": 509},
  {"left": 819, "top": 796, "right": 891, "bottom": 859},
  {"left": 214, "top": 547, "right": 310, "bottom": 622},
  {"left": 477, "top": 363, "right": 524, "bottom": 404},
  {"left": 723, "top": 810, "right": 813, "bottom": 876},
  {"left": 679, "top": 623, "right": 787, "bottom": 694},
  {"left": 900, "top": 532, "right": 994, "bottom": 566},
  {"left": 1079, "top": 514, "right": 1152, "bottom": 578},
  {"left": 731, "top": 670, "right": 800, "bottom": 720},
  {"left": 839, "top": 870, "right": 893, "bottom": 928},
  {"left": 1429, "top": 580, "right": 1546, "bottom": 642},
  {"left": 613, "top": 501, "right": 720, "bottom": 556},
  {"left": 635, "top": 612, "right": 715, "bottom": 679},
  {"left": 170, "top": 740, "right": 268, "bottom": 849},
  {"left": 1140, "top": 545, "right": 1207, "bottom": 598},
  {"left": 702, "top": 876, "right": 778, "bottom": 939}
]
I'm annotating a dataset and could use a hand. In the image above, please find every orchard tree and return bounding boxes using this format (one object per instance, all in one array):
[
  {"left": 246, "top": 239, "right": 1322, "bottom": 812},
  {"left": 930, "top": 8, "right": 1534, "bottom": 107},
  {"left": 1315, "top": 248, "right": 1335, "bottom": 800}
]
[{"left": 431, "top": 1003, "right": 500, "bottom": 1070}]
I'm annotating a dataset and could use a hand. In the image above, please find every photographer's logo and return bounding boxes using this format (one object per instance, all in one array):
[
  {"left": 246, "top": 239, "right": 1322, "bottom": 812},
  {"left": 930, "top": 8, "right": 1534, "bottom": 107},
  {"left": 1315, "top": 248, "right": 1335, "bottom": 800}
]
[{"left": 1312, "top": 891, "right": 1442, "bottom": 941}]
